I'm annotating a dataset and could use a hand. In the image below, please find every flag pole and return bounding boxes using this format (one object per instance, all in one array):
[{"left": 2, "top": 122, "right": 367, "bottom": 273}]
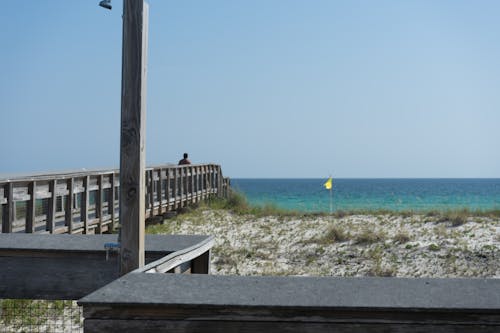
[
  {"left": 329, "top": 185, "right": 333, "bottom": 215},
  {"left": 324, "top": 175, "right": 333, "bottom": 217}
]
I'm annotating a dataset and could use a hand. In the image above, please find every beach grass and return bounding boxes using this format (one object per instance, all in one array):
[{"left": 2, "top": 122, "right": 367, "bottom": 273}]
[
  {"left": 204, "top": 191, "right": 500, "bottom": 219},
  {"left": 146, "top": 192, "right": 499, "bottom": 278}
]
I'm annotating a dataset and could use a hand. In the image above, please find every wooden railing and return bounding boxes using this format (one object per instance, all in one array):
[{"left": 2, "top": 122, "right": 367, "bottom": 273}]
[
  {"left": 0, "top": 233, "right": 214, "bottom": 300},
  {"left": 0, "top": 164, "right": 229, "bottom": 235}
]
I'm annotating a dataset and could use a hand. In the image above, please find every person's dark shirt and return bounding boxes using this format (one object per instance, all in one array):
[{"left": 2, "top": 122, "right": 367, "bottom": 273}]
[{"left": 178, "top": 158, "right": 191, "bottom": 165}]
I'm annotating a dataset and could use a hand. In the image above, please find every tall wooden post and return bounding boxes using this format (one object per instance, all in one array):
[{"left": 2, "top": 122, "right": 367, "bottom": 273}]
[{"left": 119, "top": 0, "right": 149, "bottom": 275}]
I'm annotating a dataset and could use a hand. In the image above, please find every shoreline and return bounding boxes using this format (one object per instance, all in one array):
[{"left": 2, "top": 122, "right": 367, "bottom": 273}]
[{"left": 148, "top": 207, "right": 500, "bottom": 278}]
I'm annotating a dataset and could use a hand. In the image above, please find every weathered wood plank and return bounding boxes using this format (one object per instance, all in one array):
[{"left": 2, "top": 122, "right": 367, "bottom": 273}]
[
  {"left": 149, "top": 170, "right": 154, "bottom": 217},
  {"left": 119, "top": 0, "right": 148, "bottom": 275},
  {"left": 173, "top": 168, "right": 178, "bottom": 209},
  {"left": 65, "top": 178, "right": 74, "bottom": 233},
  {"left": 96, "top": 174, "right": 103, "bottom": 234},
  {"left": 2, "top": 183, "right": 13, "bottom": 233},
  {"left": 82, "top": 176, "right": 89, "bottom": 234},
  {"left": 34, "top": 183, "right": 51, "bottom": 199},
  {"left": 109, "top": 174, "right": 116, "bottom": 233},
  {"left": 158, "top": 169, "right": 164, "bottom": 214},
  {"left": 79, "top": 275, "right": 500, "bottom": 332},
  {"left": 141, "top": 237, "right": 213, "bottom": 274},
  {"left": 26, "top": 181, "right": 36, "bottom": 233},
  {"left": 80, "top": 274, "right": 500, "bottom": 312},
  {"left": 83, "top": 319, "right": 500, "bottom": 333},
  {"left": 0, "top": 234, "right": 212, "bottom": 300},
  {"left": 191, "top": 249, "right": 210, "bottom": 274},
  {"left": 191, "top": 166, "right": 195, "bottom": 204},
  {"left": 217, "top": 165, "right": 223, "bottom": 198},
  {"left": 46, "top": 179, "right": 56, "bottom": 233},
  {"left": 166, "top": 168, "right": 171, "bottom": 211},
  {"left": 179, "top": 168, "right": 184, "bottom": 208},
  {"left": 0, "top": 164, "right": 225, "bottom": 235}
]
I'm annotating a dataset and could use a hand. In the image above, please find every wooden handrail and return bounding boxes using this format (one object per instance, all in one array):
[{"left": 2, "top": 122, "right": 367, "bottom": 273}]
[{"left": 0, "top": 164, "right": 229, "bottom": 235}]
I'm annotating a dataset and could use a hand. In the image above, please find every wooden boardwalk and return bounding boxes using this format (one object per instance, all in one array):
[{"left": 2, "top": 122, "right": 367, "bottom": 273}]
[{"left": 0, "top": 164, "right": 229, "bottom": 235}]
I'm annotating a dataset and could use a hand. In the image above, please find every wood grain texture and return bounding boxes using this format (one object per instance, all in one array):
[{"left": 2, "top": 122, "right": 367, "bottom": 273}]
[
  {"left": 83, "top": 319, "right": 500, "bottom": 333},
  {"left": 0, "top": 234, "right": 212, "bottom": 300},
  {"left": 65, "top": 178, "right": 74, "bottom": 233},
  {"left": 80, "top": 275, "right": 500, "bottom": 332},
  {"left": 110, "top": 174, "right": 116, "bottom": 233},
  {"left": 2, "top": 183, "right": 13, "bottom": 233},
  {"left": 158, "top": 169, "right": 164, "bottom": 214},
  {"left": 47, "top": 179, "right": 57, "bottom": 233},
  {"left": 82, "top": 176, "right": 89, "bottom": 234},
  {"left": 99, "top": 175, "right": 105, "bottom": 233},
  {"left": 119, "top": 0, "right": 148, "bottom": 275},
  {"left": 0, "top": 164, "right": 226, "bottom": 235},
  {"left": 191, "top": 249, "right": 210, "bottom": 274},
  {"left": 26, "top": 181, "right": 36, "bottom": 233}
]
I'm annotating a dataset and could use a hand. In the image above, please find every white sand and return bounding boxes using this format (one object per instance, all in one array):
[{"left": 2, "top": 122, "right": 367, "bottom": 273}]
[{"left": 153, "top": 210, "right": 500, "bottom": 278}]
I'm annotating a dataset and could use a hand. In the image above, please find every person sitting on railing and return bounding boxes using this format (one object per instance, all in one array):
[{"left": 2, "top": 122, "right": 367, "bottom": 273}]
[{"left": 178, "top": 153, "right": 191, "bottom": 165}]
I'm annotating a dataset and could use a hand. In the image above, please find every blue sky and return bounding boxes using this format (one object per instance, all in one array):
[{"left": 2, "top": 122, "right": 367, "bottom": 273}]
[{"left": 1, "top": 0, "right": 499, "bottom": 178}]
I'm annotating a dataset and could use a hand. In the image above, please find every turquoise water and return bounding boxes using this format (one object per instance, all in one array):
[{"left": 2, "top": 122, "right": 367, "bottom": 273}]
[{"left": 230, "top": 179, "right": 500, "bottom": 212}]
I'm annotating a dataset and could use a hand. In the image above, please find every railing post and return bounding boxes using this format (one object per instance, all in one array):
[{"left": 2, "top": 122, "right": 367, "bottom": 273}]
[
  {"left": 217, "top": 166, "right": 223, "bottom": 198},
  {"left": 2, "top": 183, "right": 13, "bottom": 233},
  {"left": 97, "top": 174, "right": 104, "bottom": 234},
  {"left": 166, "top": 168, "right": 171, "bottom": 211},
  {"left": 191, "top": 166, "right": 195, "bottom": 204},
  {"left": 109, "top": 173, "right": 116, "bottom": 232},
  {"left": 158, "top": 169, "right": 164, "bottom": 214},
  {"left": 192, "top": 250, "right": 211, "bottom": 274},
  {"left": 173, "top": 168, "right": 178, "bottom": 209},
  {"left": 200, "top": 166, "right": 205, "bottom": 200},
  {"left": 26, "top": 181, "right": 36, "bottom": 233},
  {"left": 65, "top": 178, "right": 74, "bottom": 234},
  {"left": 81, "top": 176, "right": 89, "bottom": 234},
  {"left": 47, "top": 180, "right": 56, "bottom": 233},
  {"left": 197, "top": 166, "right": 202, "bottom": 202},
  {"left": 179, "top": 167, "right": 184, "bottom": 208},
  {"left": 210, "top": 165, "right": 215, "bottom": 194},
  {"left": 197, "top": 166, "right": 200, "bottom": 202},
  {"left": 149, "top": 170, "right": 155, "bottom": 217}
]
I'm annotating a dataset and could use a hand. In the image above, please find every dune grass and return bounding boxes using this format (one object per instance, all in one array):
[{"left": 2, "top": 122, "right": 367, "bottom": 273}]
[{"left": 204, "top": 190, "right": 500, "bottom": 219}]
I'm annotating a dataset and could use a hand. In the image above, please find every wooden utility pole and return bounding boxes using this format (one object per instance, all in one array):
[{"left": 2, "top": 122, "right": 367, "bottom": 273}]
[{"left": 119, "top": 0, "right": 149, "bottom": 275}]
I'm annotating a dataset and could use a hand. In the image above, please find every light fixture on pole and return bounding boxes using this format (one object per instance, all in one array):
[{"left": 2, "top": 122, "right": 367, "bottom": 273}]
[{"left": 99, "top": 0, "right": 112, "bottom": 10}]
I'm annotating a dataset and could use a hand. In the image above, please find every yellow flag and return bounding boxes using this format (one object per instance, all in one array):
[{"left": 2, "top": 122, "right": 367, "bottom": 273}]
[{"left": 324, "top": 177, "right": 332, "bottom": 190}]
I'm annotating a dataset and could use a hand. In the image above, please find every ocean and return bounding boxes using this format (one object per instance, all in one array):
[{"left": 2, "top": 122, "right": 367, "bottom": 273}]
[{"left": 230, "top": 178, "right": 500, "bottom": 213}]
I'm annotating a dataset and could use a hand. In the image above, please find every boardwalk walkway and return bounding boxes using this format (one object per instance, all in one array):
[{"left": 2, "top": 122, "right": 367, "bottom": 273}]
[{"left": 0, "top": 164, "right": 229, "bottom": 235}]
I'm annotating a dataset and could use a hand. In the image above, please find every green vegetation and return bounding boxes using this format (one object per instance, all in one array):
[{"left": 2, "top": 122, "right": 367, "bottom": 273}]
[
  {"left": 179, "top": 190, "right": 500, "bottom": 220},
  {"left": 0, "top": 299, "right": 79, "bottom": 328},
  {"left": 436, "top": 209, "right": 469, "bottom": 226},
  {"left": 325, "top": 225, "right": 349, "bottom": 242},
  {"left": 313, "top": 225, "right": 350, "bottom": 245},
  {"left": 428, "top": 243, "right": 441, "bottom": 251},
  {"left": 393, "top": 231, "right": 411, "bottom": 244},
  {"left": 204, "top": 190, "right": 311, "bottom": 218},
  {"left": 367, "top": 246, "right": 395, "bottom": 277},
  {"left": 354, "top": 228, "right": 386, "bottom": 245}
]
